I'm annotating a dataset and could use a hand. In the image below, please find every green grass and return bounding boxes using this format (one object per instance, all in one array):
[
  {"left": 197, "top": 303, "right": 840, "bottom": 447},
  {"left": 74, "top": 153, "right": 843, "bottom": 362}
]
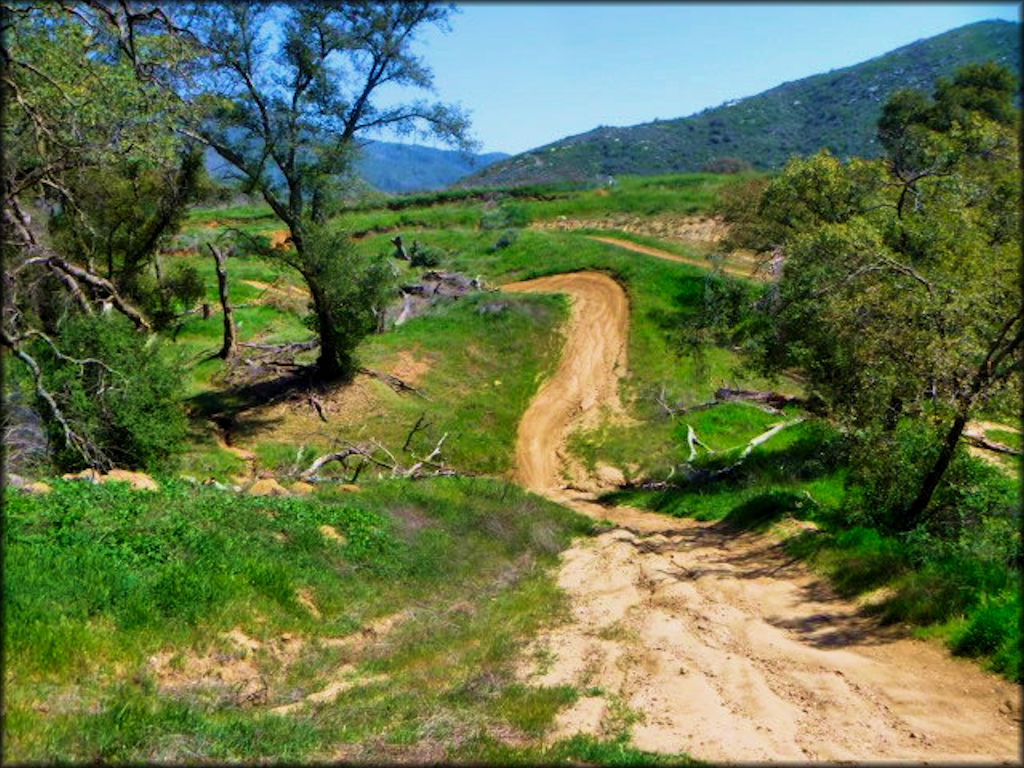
[
  {"left": 3, "top": 476, "right": 611, "bottom": 762},
  {"left": 985, "top": 427, "right": 1021, "bottom": 452},
  {"left": 199, "top": 173, "right": 736, "bottom": 238}
]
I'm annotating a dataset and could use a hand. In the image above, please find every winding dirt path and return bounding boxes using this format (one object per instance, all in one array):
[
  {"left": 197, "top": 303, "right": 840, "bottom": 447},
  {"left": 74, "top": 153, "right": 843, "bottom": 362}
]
[{"left": 504, "top": 272, "right": 1020, "bottom": 763}]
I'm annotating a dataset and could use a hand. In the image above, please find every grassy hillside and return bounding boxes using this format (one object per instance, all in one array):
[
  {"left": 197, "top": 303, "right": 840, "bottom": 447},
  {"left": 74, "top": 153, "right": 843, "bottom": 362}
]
[
  {"left": 460, "top": 20, "right": 1020, "bottom": 187},
  {"left": 7, "top": 170, "right": 1018, "bottom": 761}
]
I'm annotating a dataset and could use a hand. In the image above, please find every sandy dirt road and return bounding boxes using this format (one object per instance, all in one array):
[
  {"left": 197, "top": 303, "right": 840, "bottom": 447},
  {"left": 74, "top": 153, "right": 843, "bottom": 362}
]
[{"left": 503, "top": 271, "right": 1020, "bottom": 763}]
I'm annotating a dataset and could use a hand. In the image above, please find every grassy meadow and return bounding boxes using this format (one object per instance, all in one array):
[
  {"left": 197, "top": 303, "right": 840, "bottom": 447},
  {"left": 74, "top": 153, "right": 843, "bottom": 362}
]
[{"left": 6, "top": 171, "right": 1019, "bottom": 762}]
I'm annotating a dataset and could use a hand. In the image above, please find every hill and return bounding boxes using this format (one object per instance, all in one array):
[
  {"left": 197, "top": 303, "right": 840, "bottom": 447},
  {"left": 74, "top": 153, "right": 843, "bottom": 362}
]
[
  {"left": 459, "top": 20, "right": 1020, "bottom": 187},
  {"left": 205, "top": 140, "right": 507, "bottom": 195},
  {"left": 354, "top": 141, "right": 508, "bottom": 193}
]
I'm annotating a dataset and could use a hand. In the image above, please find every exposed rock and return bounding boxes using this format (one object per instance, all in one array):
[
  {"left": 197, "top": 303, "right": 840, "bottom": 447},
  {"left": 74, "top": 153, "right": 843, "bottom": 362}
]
[
  {"left": 318, "top": 524, "right": 347, "bottom": 544},
  {"left": 62, "top": 468, "right": 102, "bottom": 483},
  {"left": 595, "top": 462, "right": 626, "bottom": 487}
]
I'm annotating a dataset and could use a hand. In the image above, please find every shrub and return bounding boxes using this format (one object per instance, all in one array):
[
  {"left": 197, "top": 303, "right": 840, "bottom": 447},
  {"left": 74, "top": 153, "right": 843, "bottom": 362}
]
[
  {"left": 952, "top": 591, "right": 1020, "bottom": 679},
  {"left": 140, "top": 263, "right": 206, "bottom": 329},
  {"left": 480, "top": 202, "right": 529, "bottom": 230},
  {"left": 409, "top": 241, "right": 444, "bottom": 267},
  {"left": 844, "top": 420, "right": 942, "bottom": 531},
  {"left": 487, "top": 229, "right": 520, "bottom": 253},
  {"left": 299, "top": 224, "right": 398, "bottom": 378},
  {"left": 31, "top": 313, "right": 187, "bottom": 472},
  {"left": 701, "top": 156, "right": 752, "bottom": 174}
]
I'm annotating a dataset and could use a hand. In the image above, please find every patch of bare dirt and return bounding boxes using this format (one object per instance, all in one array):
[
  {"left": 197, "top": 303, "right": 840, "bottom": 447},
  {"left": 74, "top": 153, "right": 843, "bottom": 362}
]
[
  {"left": 229, "top": 375, "right": 385, "bottom": 456},
  {"left": 389, "top": 349, "right": 433, "bottom": 387},
  {"left": 241, "top": 278, "right": 308, "bottom": 301},
  {"left": 61, "top": 468, "right": 159, "bottom": 491},
  {"left": 965, "top": 419, "right": 1021, "bottom": 475},
  {"left": 534, "top": 214, "right": 729, "bottom": 247},
  {"left": 148, "top": 613, "right": 409, "bottom": 714},
  {"left": 268, "top": 229, "right": 293, "bottom": 250},
  {"left": 509, "top": 271, "right": 1020, "bottom": 763}
]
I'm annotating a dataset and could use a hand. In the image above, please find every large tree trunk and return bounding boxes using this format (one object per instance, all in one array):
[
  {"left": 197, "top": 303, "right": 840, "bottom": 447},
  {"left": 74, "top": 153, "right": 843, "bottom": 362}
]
[
  {"left": 308, "top": 283, "right": 345, "bottom": 380},
  {"left": 902, "top": 410, "right": 969, "bottom": 530},
  {"left": 208, "top": 244, "right": 236, "bottom": 359}
]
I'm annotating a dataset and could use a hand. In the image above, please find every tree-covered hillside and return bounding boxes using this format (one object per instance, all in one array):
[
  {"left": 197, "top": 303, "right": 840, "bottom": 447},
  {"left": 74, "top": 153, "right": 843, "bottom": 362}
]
[{"left": 461, "top": 20, "right": 1020, "bottom": 187}]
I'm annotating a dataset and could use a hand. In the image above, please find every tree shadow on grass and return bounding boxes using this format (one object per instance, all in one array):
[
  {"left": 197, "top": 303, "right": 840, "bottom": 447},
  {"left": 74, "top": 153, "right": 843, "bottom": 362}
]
[{"left": 187, "top": 365, "right": 324, "bottom": 423}]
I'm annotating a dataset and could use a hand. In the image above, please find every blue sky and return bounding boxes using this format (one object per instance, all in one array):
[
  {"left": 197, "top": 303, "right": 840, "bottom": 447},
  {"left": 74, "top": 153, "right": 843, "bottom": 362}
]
[{"left": 376, "top": 3, "right": 1020, "bottom": 154}]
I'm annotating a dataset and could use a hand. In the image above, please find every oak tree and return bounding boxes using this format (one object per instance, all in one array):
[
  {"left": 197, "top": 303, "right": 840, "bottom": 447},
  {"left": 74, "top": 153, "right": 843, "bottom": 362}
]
[
  {"left": 747, "top": 63, "right": 1020, "bottom": 529},
  {"left": 185, "top": 2, "right": 473, "bottom": 379}
]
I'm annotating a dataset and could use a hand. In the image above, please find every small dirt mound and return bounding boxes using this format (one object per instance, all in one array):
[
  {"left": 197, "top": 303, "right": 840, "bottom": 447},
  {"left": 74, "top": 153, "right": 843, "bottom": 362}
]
[
  {"left": 61, "top": 468, "right": 159, "bottom": 491},
  {"left": 246, "top": 477, "right": 290, "bottom": 496}
]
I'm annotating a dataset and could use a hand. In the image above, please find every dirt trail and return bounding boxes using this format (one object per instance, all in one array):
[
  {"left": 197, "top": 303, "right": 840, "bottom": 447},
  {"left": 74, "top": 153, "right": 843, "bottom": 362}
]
[
  {"left": 587, "top": 235, "right": 764, "bottom": 281},
  {"left": 504, "top": 272, "right": 1020, "bottom": 763}
]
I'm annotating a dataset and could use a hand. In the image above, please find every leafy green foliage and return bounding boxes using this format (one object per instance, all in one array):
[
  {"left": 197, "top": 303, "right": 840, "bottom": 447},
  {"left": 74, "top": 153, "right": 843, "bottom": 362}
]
[
  {"left": 740, "top": 63, "right": 1020, "bottom": 528},
  {"left": 32, "top": 314, "right": 186, "bottom": 472},
  {"left": 190, "top": 3, "right": 473, "bottom": 379},
  {"left": 408, "top": 241, "right": 444, "bottom": 268},
  {"left": 481, "top": 202, "right": 531, "bottom": 230},
  {"left": 48, "top": 147, "right": 207, "bottom": 312}
]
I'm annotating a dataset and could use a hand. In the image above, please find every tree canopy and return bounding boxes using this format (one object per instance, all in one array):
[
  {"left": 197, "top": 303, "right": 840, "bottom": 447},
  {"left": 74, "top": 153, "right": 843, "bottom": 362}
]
[
  {"left": 738, "top": 62, "right": 1020, "bottom": 529},
  {"left": 183, "top": 2, "right": 474, "bottom": 378}
]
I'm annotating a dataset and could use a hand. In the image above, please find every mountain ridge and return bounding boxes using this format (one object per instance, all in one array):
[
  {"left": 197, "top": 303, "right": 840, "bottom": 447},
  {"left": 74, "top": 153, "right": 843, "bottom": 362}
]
[
  {"left": 205, "top": 139, "right": 508, "bottom": 195},
  {"left": 458, "top": 20, "right": 1020, "bottom": 188}
]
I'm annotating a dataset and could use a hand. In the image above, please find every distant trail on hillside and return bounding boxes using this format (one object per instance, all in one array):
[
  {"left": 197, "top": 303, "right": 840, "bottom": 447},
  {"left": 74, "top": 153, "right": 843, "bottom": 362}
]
[
  {"left": 587, "top": 235, "right": 766, "bottom": 281},
  {"left": 503, "top": 271, "right": 1019, "bottom": 762}
]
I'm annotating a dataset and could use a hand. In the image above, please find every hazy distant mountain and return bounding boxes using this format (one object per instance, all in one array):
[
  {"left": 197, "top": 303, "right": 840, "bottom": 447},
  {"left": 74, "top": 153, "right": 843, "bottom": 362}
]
[
  {"left": 459, "top": 20, "right": 1020, "bottom": 188},
  {"left": 205, "top": 139, "right": 507, "bottom": 195},
  {"left": 355, "top": 141, "right": 508, "bottom": 193}
]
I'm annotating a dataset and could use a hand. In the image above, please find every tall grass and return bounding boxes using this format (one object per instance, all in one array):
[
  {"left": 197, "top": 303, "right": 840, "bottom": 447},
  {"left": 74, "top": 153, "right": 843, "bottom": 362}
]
[{"left": 3, "top": 477, "right": 608, "bottom": 762}]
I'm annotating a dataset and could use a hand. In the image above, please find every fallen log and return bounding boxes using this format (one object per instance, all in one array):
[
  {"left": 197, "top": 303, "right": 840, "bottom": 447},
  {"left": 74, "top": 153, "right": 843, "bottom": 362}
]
[
  {"left": 714, "top": 388, "right": 803, "bottom": 411},
  {"left": 964, "top": 433, "right": 1022, "bottom": 456},
  {"left": 358, "top": 367, "right": 428, "bottom": 398}
]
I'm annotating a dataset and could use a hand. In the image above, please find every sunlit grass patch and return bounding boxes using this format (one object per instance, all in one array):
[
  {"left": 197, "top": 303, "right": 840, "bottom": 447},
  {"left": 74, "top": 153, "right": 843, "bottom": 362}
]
[{"left": 3, "top": 476, "right": 597, "bottom": 761}]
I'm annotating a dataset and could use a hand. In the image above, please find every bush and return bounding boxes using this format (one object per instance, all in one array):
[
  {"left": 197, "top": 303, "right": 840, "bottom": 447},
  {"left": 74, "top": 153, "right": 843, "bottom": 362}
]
[
  {"left": 31, "top": 313, "right": 187, "bottom": 472},
  {"left": 953, "top": 594, "right": 1018, "bottom": 658},
  {"left": 844, "top": 420, "right": 942, "bottom": 531},
  {"left": 140, "top": 263, "right": 206, "bottom": 329},
  {"left": 409, "top": 241, "right": 444, "bottom": 267},
  {"left": 480, "top": 202, "right": 529, "bottom": 230},
  {"left": 701, "top": 156, "right": 752, "bottom": 174},
  {"left": 487, "top": 229, "right": 519, "bottom": 253},
  {"left": 299, "top": 224, "right": 398, "bottom": 379}
]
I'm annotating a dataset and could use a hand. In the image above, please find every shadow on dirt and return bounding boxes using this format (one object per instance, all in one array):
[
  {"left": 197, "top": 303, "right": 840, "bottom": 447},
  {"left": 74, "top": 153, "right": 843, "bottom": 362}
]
[{"left": 595, "top": 508, "right": 909, "bottom": 650}]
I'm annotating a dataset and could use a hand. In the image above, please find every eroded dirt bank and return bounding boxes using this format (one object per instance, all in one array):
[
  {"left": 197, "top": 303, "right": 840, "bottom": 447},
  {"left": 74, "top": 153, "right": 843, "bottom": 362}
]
[{"left": 504, "top": 271, "right": 1020, "bottom": 763}]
